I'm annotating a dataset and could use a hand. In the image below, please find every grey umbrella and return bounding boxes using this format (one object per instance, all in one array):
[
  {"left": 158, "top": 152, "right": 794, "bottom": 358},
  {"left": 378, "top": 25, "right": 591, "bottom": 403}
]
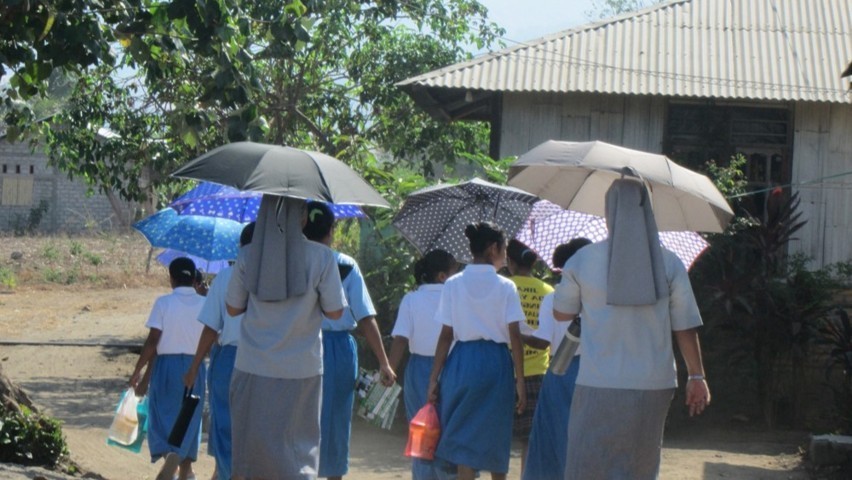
[
  {"left": 392, "top": 178, "right": 539, "bottom": 263},
  {"left": 508, "top": 140, "right": 734, "bottom": 232},
  {"left": 171, "top": 142, "right": 390, "bottom": 208}
]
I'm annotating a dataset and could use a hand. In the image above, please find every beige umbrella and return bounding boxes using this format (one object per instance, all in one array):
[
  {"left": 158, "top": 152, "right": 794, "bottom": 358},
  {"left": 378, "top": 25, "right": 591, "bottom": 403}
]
[{"left": 508, "top": 140, "right": 734, "bottom": 233}]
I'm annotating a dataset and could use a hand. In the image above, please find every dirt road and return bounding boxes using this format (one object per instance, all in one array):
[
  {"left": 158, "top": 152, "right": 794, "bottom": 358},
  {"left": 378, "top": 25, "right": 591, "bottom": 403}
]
[{"left": 0, "top": 286, "right": 809, "bottom": 479}]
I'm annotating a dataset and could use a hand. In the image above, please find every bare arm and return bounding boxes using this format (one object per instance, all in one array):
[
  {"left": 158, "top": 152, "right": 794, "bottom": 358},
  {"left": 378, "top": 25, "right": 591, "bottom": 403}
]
[
  {"left": 508, "top": 322, "right": 526, "bottom": 414},
  {"left": 387, "top": 336, "right": 409, "bottom": 375},
  {"left": 356, "top": 316, "right": 396, "bottom": 386},
  {"left": 324, "top": 307, "right": 344, "bottom": 320},
  {"left": 226, "top": 303, "right": 246, "bottom": 316},
  {"left": 183, "top": 326, "right": 219, "bottom": 388},
  {"left": 674, "top": 328, "right": 710, "bottom": 416},
  {"left": 553, "top": 309, "right": 577, "bottom": 322},
  {"left": 427, "top": 325, "right": 454, "bottom": 404},
  {"left": 130, "top": 329, "right": 161, "bottom": 394}
]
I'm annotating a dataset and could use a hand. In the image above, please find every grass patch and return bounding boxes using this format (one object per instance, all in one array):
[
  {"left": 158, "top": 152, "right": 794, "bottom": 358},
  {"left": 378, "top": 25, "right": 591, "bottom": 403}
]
[
  {"left": 0, "top": 266, "right": 17, "bottom": 289},
  {"left": 41, "top": 244, "right": 59, "bottom": 261},
  {"left": 1, "top": 233, "right": 166, "bottom": 289}
]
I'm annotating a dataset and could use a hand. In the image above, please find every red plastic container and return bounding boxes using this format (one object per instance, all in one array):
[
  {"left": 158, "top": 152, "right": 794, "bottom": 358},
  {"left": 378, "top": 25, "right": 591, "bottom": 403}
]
[{"left": 404, "top": 403, "right": 441, "bottom": 460}]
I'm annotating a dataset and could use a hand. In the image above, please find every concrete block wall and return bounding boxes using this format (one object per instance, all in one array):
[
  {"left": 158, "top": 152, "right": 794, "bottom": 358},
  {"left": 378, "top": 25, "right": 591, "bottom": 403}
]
[{"left": 0, "top": 139, "right": 134, "bottom": 232}]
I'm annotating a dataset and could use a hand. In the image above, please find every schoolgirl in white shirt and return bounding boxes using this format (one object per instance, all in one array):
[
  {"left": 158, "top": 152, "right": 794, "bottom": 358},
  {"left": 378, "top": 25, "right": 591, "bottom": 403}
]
[
  {"left": 389, "top": 249, "right": 459, "bottom": 480},
  {"left": 427, "top": 222, "right": 526, "bottom": 480}
]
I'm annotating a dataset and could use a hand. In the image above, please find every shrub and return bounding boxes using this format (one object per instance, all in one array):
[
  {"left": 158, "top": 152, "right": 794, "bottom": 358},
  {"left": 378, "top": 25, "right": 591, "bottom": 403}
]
[
  {"left": 10, "top": 200, "right": 50, "bottom": 236},
  {"left": 41, "top": 244, "right": 59, "bottom": 262},
  {"left": 0, "top": 267, "right": 17, "bottom": 290},
  {"left": 69, "top": 241, "right": 84, "bottom": 257},
  {"left": 41, "top": 268, "right": 64, "bottom": 283},
  {"left": 817, "top": 308, "right": 852, "bottom": 433},
  {"left": 0, "top": 404, "right": 69, "bottom": 468},
  {"left": 86, "top": 252, "right": 103, "bottom": 269}
]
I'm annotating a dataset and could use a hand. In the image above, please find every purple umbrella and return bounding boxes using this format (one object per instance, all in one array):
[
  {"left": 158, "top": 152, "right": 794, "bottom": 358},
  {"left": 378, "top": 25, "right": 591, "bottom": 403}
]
[
  {"left": 169, "top": 182, "right": 365, "bottom": 222},
  {"left": 516, "top": 200, "right": 710, "bottom": 271}
]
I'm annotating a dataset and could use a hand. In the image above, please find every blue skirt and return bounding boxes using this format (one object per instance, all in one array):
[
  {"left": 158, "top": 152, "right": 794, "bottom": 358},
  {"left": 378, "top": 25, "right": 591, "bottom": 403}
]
[
  {"left": 523, "top": 357, "right": 581, "bottom": 480},
  {"left": 435, "top": 340, "right": 514, "bottom": 473},
  {"left": 319, "top": 330, "right": 358, "bottom": 477},
  {"left": 148, "top": 354, "right": 206, "bottom": 462},
  {"left": 404, "top": 353, "right": 433, "bottom": 420},
  {"left": 209, "top": 345, "right": 237, "bottom": 480},
  {"left": 404, "top": 354, "right": 458, "bottom": 480}
]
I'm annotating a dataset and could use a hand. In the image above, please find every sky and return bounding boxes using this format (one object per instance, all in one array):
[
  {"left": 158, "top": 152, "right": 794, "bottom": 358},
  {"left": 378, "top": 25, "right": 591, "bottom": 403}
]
[{"left": 476, "top": 0, "right": 597, "bottom": 50}]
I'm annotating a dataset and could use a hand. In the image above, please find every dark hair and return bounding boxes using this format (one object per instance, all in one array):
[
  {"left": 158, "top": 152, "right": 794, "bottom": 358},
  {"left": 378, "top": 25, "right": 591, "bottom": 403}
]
[
  {"left": 414, "top": 249, "right": 457, "bottom": 285},
  {"left": 552, "top": 238, "right": 592, "bottom": 270},
  {"left": 240, "top": 222, "right": 256, "bottom": 247},
  {"left": 302, "top": 201, "right": 335, "bottom": 241},
  {"left": 507, "top": 239, "right": 537, "bottom": 269},
  {"left": 464, "top": 222, "right": 505, "bottom": 257},
  {"left": 169, "top": 257, "right": 196, "bottom": 286},
  {"left": 194, "top": 269, "right": 204, "bottom": 283}
]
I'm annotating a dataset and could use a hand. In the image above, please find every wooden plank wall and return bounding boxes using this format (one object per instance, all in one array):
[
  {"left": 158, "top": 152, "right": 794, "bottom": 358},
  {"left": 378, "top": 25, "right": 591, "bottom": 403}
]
[
  {"left": 500, "top": 93, "right": 852, "bottom": 269},
  {"left": 792, "top": 102, "right": 852, "bottom": 267},
  {"left": 499, "top": 91, "right": 667, "bottom": 157}
]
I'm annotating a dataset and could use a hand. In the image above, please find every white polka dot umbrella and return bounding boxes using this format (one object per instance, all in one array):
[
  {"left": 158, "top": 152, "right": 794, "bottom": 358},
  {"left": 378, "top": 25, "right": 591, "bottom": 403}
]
[
  {"left": 392, "top": 178, "right": 539, "bottom": 264},
  {"left": 516, "top": 200, "right": 710, "bottom": 271}
]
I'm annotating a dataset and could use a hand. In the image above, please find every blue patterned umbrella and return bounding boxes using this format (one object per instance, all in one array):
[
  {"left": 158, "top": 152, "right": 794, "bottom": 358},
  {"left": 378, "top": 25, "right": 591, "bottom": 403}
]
[
  {"left": 133, "top": 208, "right": 245, "bottom": 261},
  {"left": 169, "top": 182, "right": 365, "bottom": 222}
]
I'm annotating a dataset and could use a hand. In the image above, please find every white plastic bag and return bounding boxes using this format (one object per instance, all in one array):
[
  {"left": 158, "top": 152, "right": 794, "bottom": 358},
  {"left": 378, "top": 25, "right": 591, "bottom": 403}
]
[{"left": 107, "top": 388, "right": 139, "bottom": 446}]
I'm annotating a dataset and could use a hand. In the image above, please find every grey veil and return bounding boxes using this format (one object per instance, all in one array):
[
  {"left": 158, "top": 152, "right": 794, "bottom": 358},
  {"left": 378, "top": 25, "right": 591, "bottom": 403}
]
[
  {"left": 244, "top": 195, "right": 308, "bottom": 302},
  {"left": 605, "top": 177, "right": 669, "bottom": 306}
]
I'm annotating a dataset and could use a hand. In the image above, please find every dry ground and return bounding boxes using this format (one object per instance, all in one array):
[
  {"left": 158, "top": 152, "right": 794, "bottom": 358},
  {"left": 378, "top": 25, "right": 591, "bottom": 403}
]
[{"left": 0, "top": 235, "right": 815, "bottom": 479}]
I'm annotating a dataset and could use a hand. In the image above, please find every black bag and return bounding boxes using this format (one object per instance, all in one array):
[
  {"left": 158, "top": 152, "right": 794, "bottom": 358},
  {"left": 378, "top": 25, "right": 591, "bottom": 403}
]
[{"left": 167, "top": 388, "right": 200, "bottom": 447}]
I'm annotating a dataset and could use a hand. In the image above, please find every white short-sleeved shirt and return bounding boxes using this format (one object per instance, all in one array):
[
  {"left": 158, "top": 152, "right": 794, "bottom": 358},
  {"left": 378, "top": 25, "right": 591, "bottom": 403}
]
[
  {"left": 391, "top": 284, "right": 444, "bottom": 356},
  {"left": 198, "top": 266, "right": 241, "bottom": 346},
  {"left": 322, "top": 252, "right": 377, "bottom": 331},
  {"left": 226, "top": 241, "right": 347, "bottom": 379},
  {"left": 145, "top": 286, "right": 206, "bottom": 355},
  {"left": 553, "top": 241, "right": 702, "bottom": 390},
  {"left": 533, "top": 293, "right": 581, "bottom": 357},
  {"left": 435, "top": 264, "right": 525, "bottom": 344}
]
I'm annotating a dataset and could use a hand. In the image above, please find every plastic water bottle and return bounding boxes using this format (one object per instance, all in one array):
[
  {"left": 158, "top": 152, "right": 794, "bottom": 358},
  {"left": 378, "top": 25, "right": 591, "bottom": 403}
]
[{"left": 550, "top": 318, "right": 581, "bottom": 376}]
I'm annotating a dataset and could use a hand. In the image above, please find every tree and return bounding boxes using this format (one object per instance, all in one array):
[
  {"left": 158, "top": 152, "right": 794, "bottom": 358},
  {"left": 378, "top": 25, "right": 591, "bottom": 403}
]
[
  {"left": 585, "top": 0, "right": 660, "bottom": 19},
  {"left": 4, "top": 0, "right": 503, "bottom": 207}
]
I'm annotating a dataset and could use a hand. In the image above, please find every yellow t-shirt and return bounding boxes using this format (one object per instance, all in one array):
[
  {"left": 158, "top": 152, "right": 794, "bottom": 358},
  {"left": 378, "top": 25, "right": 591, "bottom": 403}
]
[{"left": 511, "top": 275, "right": 554, "bottom": 376}]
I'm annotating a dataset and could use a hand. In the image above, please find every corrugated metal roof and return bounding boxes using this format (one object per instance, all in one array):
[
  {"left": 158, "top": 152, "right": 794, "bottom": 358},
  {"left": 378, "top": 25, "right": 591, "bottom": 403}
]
[{"left": 399, "top": 0, "right": 852, "bottom": 104}]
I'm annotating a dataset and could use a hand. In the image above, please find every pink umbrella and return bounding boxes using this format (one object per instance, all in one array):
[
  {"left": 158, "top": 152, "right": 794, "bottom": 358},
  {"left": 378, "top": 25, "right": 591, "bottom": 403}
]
[{"left": 516, "top": 200, "right": 709, "bottom": 271}]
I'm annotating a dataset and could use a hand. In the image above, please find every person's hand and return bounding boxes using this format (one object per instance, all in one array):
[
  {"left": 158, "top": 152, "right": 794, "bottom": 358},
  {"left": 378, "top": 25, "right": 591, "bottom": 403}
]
[
  {"left": 379, "top": 364, "right": 397, "bottom": 387},
  {"left": 183, "top": 367, "right": 198, "bottom": 390},
  {"left": 515, "top": 378, "right": 527, "bottom": 415},
  {"left": 129, "top": 371, "right": 140, "bottom": 389},
  {"left": 427, "top": 380, "right": 440, "bottom": 405},
  {"left": 685, "top": 377, "right": 711, "bottom": 417},
  {"left": 134, "top": 381, "right": 148, "bottom": 397},
  {"left": 129, "top": 371, "right": 147, "bottom": 397}
]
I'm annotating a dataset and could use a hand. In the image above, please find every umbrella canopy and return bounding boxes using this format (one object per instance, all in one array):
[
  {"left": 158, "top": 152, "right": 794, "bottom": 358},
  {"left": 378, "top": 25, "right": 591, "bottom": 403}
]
[
  {"left": 169, "top": 182, "right": 365, "bottom": 222},
  {"left": 157, "top": 249, "right": 231, "bottom": 274},
  {"left": 508, "top": 140, "right": 734, "bottom": 232},
  {"left": 133, "top": 208, "right": 245, "bottom": 261},
  {"left": 392, "top": 178, "right": 539, "bottom": 263},
  {"left": 516, "top": 200, "right": 709, "bottom": 271},
  {"left": 171, "top": 142, "right": 390, "bottom": 208}
]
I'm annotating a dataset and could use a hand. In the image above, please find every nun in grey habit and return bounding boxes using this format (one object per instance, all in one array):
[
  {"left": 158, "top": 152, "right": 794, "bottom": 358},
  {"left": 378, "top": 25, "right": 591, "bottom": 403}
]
[
  {"left": 552, "top": 176, "right": 711, "bottom": 479},
  {"left": 226, "top": 195, "right": 346, "bottom": 480}
]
